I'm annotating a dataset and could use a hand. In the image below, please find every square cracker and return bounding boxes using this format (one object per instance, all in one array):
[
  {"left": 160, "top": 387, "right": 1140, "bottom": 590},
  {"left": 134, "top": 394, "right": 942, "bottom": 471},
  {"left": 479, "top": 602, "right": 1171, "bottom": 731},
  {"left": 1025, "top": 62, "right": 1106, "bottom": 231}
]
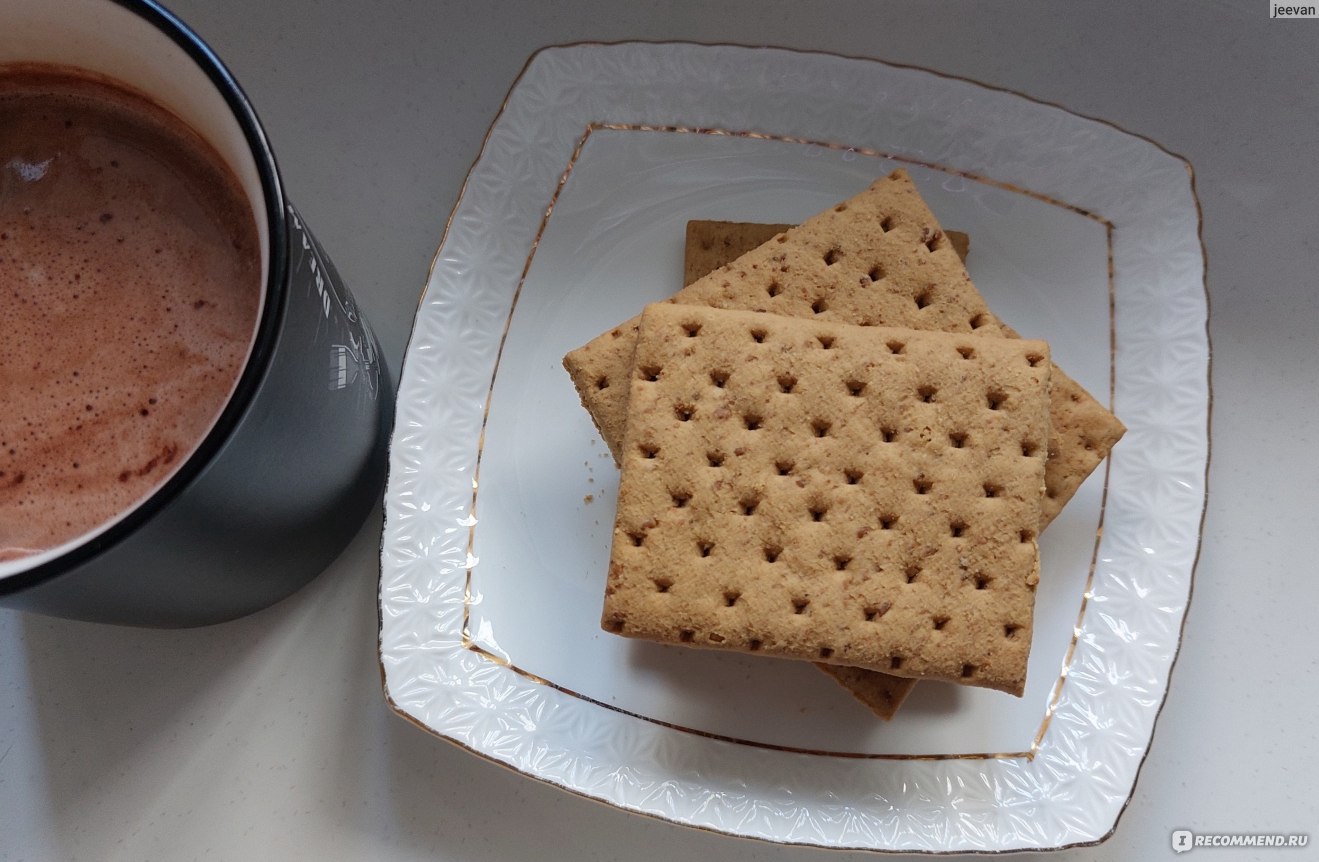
[
  {"left": 603, "top": 303, "right": 1051, "bottom": 695},
  {"left": 562, "top": 169, "right": 1124, "bottom": 528},
  {"left": 684, "top": 220, "right": 970, "bottom": 288}
]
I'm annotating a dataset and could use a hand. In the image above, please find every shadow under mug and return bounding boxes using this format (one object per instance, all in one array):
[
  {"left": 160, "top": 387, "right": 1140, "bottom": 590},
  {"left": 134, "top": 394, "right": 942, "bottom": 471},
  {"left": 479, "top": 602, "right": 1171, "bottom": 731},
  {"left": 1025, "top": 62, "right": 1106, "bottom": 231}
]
[{"left": 0, "top": 0, "right": 395, "bottom": 626}]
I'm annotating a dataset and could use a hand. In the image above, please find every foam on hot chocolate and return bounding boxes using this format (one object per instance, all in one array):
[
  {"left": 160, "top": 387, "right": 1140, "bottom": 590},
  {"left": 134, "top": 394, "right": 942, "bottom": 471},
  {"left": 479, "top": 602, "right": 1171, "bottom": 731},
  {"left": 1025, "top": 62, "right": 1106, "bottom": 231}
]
[{"left": 0, "top": 69, "right": 261, "bottom": 561}]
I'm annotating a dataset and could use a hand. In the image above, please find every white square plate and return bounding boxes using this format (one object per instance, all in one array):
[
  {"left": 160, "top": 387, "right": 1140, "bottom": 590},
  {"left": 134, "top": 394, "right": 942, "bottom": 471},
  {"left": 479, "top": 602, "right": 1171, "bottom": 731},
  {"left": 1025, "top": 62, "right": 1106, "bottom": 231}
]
[{"left": 380, "top": 43, "right": 1207, "bottom": 853}]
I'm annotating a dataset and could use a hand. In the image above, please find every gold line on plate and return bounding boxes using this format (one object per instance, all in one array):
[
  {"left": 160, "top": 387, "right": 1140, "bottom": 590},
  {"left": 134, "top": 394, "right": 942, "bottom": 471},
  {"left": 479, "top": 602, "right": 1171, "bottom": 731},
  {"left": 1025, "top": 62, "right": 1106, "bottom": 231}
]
[
  {"left": 466, "top": 645, "right": 1029, "bottom": 761},
  {"left": 595, "top": 121, "right": 1114, "bottom": 228},
  {"left": 461, "top": 123, "right": 598, "bottom": 647}
]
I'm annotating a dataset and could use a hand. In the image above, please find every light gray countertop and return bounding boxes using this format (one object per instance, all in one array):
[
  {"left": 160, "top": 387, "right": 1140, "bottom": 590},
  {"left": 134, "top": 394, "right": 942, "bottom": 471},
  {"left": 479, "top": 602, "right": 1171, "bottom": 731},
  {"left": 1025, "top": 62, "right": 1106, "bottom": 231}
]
[{"left": 4, "top": 2, "right": 1317, "bottom": 859}]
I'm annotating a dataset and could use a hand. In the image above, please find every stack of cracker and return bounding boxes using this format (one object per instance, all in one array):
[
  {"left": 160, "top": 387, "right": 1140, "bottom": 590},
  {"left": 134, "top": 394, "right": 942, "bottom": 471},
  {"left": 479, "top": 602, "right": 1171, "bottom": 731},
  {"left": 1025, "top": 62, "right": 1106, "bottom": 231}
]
[{"left": 563, "top": 169, "right": 1124, "bottom": 717}]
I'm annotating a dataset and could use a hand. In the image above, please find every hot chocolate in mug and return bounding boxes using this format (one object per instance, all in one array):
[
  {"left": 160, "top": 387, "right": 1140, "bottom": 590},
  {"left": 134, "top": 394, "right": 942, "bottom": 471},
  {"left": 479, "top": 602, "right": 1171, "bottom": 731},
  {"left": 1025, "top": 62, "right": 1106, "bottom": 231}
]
[{"left": 0, "top": 0, "right": 394, "bottom": 625}]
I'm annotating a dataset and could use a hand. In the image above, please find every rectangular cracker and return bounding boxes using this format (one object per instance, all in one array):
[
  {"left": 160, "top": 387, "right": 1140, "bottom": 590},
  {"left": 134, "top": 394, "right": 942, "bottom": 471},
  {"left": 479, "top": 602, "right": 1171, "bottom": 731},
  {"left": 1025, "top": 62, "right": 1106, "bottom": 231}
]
[
  {"left": 684, "top": 220, "right": 970, "bottom": 288},
  {"left": 563, "top": 169, "right": 1124, "bottom": 529},
  {"left": 603, "top": 303, "right": 1051, "bottom": 695}
]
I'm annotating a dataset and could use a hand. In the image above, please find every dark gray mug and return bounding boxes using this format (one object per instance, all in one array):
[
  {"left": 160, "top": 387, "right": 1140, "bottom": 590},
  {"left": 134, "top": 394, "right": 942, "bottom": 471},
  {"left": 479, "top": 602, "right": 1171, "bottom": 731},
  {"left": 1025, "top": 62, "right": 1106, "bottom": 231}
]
[{"left": 0, "top": 0, "right": 394, "bottom": 625}]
